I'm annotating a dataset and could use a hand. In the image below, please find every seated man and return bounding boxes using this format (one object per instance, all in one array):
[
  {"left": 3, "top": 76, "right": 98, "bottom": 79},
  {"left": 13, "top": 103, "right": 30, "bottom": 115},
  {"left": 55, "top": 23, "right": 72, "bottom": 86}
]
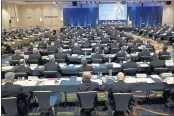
[
  {"left": 44, "top": 56, "right": 62, "bottom": 78},
  {"left": 13, "top": 59, "right": 33, "bottom": 76},
  {"left": 79, "top": 58, "right": 93, "bottom": 72},
  {"left": 27, "top": 43, "right": 33, "bottom": 52},
  {"left": 91, "top": 47, "right": 104, "bottom": 63},
  {"left": 11, "top": 50, "right": 24, "bottom": 60},
  {"left": 114, "top": 46, "right": 127, "bottom": 62},
  {"left": 159, "top": 45, "right": 170, "bottom": 59},
  {"left": 121, "top": 55, "right": 137, "bottom": 71},
  {"left": 54, "top": 47, "right": 67, "bottom": 60},
  {"left": 105, "top": 72, "right": 132, "bottom": 108},
  {"left": 47, "top": 42, "right": 57, "bottom": 52},
  {"left": 146, "top": 41, "right": 155, "bottom": 52},
  {"left": 148, "top": 53, "right": 165, "bottom": 74},
  {"left": 78, "top": 71, "right": 100, "bottom": 91},
  {"left": 72, "top": 42, "right": 82, "bottom": 54},
  {"left": 138, "top": 45, "right": 151, "bottom": 61},
  {"left": 28, "top": 48, "right": 42, "bottom": 64},
  {"left": 127, "top": 41, "right": 139, "bottom": 53},
  {"left": 38, "top": 41, "right": 47, "bottom": 49},
  {"left": 2, "top": 72, "right": 28, "bottom": 115}
]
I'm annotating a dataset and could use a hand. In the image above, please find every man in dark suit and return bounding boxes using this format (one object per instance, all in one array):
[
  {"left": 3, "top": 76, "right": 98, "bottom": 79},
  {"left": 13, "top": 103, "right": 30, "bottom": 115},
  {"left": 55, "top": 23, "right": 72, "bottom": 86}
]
[
  {"left": 72, "top": 43, "right": 82, "bottom": 54},
  {"left": 148, "top": 53, "right": 165, "bottom": 74},
  {"left": 79, "top": 58, "right": 93, "bottom": 72},
  {"left": 47, "top": 42, "right": 57, "bottom": 52},
  {"left": 159, "top": 45, "right": 170, "bottom": 59},
  {"left": 44, "top": 56, "right": 62, "bottom": 78},
  {"left": 13, "top": 59, "right": 33, "bottom": 76},
  {"left": 138, "top": 45, "right": 151, "bottom": 61},
  {"left": 91, "top": 47, "right": 104, "bottom": 63},
  {"left": 2, "top": 72, "right": 28, "bottom": 115},
  {"left": 146, "top": 41, "right": 155, "bottom": 52},
  {"left": 54, "top": 47, "right": 67, "bottom": 60},
  {"left": 127, "top": 42, "right": 139, "bottom": 53},
  {"left": 104, "top": 72, "right": 132, "bottom": 108},
  {"left": 11, "top": 50, "right": 24, "bottom": 60},
  {"left": 27, "top": 43, "right": 33, "bottom": 52},
  {"left": 114, "top": 46, "right": 127, "bottom": 62},
  {"left": 121, "top": 55, "right": 138, "bottom": 71},
  {"left": 28, "top": 48, "right": 42, "bottom": 64},
  {"left": 38, "top": 41, "right": 47, "bottom": 49}
]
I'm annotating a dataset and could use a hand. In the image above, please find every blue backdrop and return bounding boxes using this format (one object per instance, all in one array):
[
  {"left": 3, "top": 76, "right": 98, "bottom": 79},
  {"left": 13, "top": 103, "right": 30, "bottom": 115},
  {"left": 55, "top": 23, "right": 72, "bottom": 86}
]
[
  {"left": 63, "top": 6, "right": 163, "bottom": 27},
  {"left": 128, "top": 6, "right": 163, "bottom": 26},
  {"left": 63, "top": 8, "right": 98, "bottom": 28}
]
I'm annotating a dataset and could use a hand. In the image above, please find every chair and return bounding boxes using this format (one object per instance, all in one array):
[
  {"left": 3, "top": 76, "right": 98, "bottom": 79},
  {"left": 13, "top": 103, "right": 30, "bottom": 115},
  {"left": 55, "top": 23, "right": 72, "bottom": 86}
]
[
  {"left": 117, "top": 57, "right": 126, "bottom": 63},
  {"left": 2, "top": 97, "right": 18, "bottom": 115},
  {"left": 27, "top": 60, "right": 39, "bottom": 65},
  {"left": 111, "top": 93, "right": 133, "bottom": 115},
  {"left": 77, "top": 91, "right": 98, "bottom": 116},
  {"left": 15, "top": 72, "right": 27, "bottom": 79},
  {"left": 9, "top": 60, "right": 20, "bottom": 66},
  {"left": 123, "top": 68, "right": 137, "bottom": 76},
  {"left": 160, "top": 55, "right": 171, "bottom": 60},
  {"left": 92, "top": 58, "right": 102, "bottom": 63},
  {"left": 141, "top": 56, "right": 152, "bottom": 62},
  {"left": 154, "top": 68, "right": 168, "bottom": 74},
  {"left": 130, "top": 48, "right": 140, "bottom": 53},
  {"left": 32, "top": 91, "right": 55, "bottom": 115},
  {"left": 55, "top": 59, "right": 66, "bottom": 63},
  {"left": 111, "top": 48, "right": 120, "bottom": 54},
  {"left": 72, "top": 50, "right": 82, "bottom": 55},
  {"left": 47, "top": 51, "right": 56, "bottom": 55},
  {"left": 43, "top": 71, "right": 58, "bottom": 78}
]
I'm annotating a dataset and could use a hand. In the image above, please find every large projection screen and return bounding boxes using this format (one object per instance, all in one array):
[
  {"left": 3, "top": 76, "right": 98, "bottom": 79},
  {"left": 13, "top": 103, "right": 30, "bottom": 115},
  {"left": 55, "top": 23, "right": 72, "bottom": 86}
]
[{"left": 99, "top": 3, "right": 127, "bottom": 20}]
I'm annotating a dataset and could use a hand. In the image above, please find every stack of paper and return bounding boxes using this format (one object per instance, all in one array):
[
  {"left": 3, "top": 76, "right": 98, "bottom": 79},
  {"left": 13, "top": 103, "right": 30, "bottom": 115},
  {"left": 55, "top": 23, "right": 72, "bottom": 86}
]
[
  {"left": 30, "top": 64, "right": 38, "bottom": 70},
  {"left": 163, "top": 77, "right": 174, "bottom": 84},
  {"left": 76, "top": 77, "right": 82, "bottom": 82},
  {"left": 139, "top": 63, "right": 149, "bottom": 67},
  {"left": 112, "top": 63, "right": 121, "bottom": 68},
  {"left": 2, "top": 66, "right": 13, "bottom": 71},
  {"left": 165, "top": 60, "right": 174, "bottom": 66},
  {"left": 136, "top": 74, "right": 147, "bottom": 78},
  {"left": 124, "top": 77, "right": 136, "bottom": 83},
  {"left": 25, "top": 81, "right": 38, "bottom": 86},
  {"left": 146, "top": 78, "right": 155, "bottom": 83},
  {"left": 136, "top": 78, "right": 147, "bottom": 83},
  {"left": 91, "top": 79, "right": 102, "bottom": 85},
  {"left": 28, "top": 76, "right": 38, "bottom": 81},
  {"left": 92, "top": 63, "right": 100, "bottom": 67},
  {"left": 72, "top": 54, "right": 78, "bottom": 57}
]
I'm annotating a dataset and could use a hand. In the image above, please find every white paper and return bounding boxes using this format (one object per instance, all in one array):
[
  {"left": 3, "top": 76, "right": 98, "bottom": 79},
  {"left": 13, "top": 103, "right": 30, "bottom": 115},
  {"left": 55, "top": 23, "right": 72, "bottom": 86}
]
[
  {"left": 91, "top": 79, "right": 102, "bottom": 85},
  {"left": 112, "top": 63, "right": 121, "bottom": 68},
  {"left": 91, "top": 75, "right": 98, "bottom": 79},
  {"left": 28, "top": 76, "right": 38, "bottom": 81},
  {"left": 60, "top": 78, "right": 70, "bottom": 81},
  {"left": 76, "top": 77, "right": 82, "bottom": 82},
  {"left": 74, "top": 65, "right": 82, "bottom": 68},
  {"left": 59, "top": 63, "right": 66, "bottom": 68},
  {"left": 72, "top": 54, "right": 78, "bottom": 57},
  {"left": 139, "top": 63, "right": 149, "bottom": 67},
  {"left": 136, "top": 78, "right": 147, "bottom": 83},
  {"left": 92, "top": 63, "right": 99, "bottom": 67},
  {"left": 44, "top": 80, "right": 56, "bottom": 85},
  {"left": 14, "top": 81, "right": 27, "bottom": 86},
  {"left": 91, "top": 43, "right": 96, "bottom": 46},
  {"left": 2, "top": 66, "right": 13, "bottom": 71},
  {"left": 165, "top": 60, "right": 174, "bottom": 66},
  {"left": 69, "top": 64, "right": 74, "bottom": 67},
  {"left": 161, "top": 73, "right": 173, "bottom": 77},
  {"left": 150, "top": 53, "right": 154, "bottom": 56},
  {"left": 146, "top": 78, "right": 155, "bottom": 83},
  {"left": 163, "top": 77, "right": 174, "bottom": 84},
  {"left": 151, "top": 75, "right": 161, "bottom": 79},
  {"left": 124, "top": 77, "right": 136, "bottom": 83},
  {"left": 30, "top": 64, "right": 38, "bottom": 70},
  {"left": 136, "top": 74, "right": 147, "bottom": 78},
  {"left": 25, "top": 81, "right": 38, "bottom": 86}
]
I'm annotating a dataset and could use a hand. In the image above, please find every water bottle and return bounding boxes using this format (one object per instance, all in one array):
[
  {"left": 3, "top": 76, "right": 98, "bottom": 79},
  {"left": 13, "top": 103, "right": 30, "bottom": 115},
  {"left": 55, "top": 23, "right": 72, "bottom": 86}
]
[
  {"left": 109, "top": 69, "right": 112, "bottom": 77},
  {"left": 109, "top": 57, "right": 111, "bottom": 63}
]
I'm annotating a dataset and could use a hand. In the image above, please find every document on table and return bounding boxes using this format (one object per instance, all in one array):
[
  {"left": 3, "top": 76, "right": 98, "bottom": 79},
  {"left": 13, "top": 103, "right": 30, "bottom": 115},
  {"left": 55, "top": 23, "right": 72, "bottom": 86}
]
[
  {"left": 30, "top": 64, "right": 38, "bottom": 70},
  {"left": 14, "top": 81, "right": 27, "bottom": 86},
  {"left": 69, "top": 64, "right": 74, "bottom": 67},
  {"left": 92, "top": 63, "right": 100, "bottom": 67},
  {"left": 163, "top": 77, "right": 174, "bottom": 84},
  {"left": 92, "top": 75, "right": 98, "bottom": 79},
  {"left": 124, "top": 77, "right": 136, "bottom": 83},
  {"left": 165, "top": 60, "right": 174, "bottom": 66},
  {"left": 2, "top": 66, "right": 13, "bottom": 71},
  {"left": 112, "top": 63, "right": 121, "bottom": 68},
  {"left": 76, "top": 77, "right": 82, "bottom": 82},
  {"left": 72, "top": 54, "right": 78, "bottom": 57},
  {"left": 136, "top": 74, "right": 147, "bottom": 78},
  {"left": 26, "top": 81, "right": 38, "bottom": 86},
  {"left": 44, "top": 80, "right": 56, "bottom": 85},
  {"left": 59, "top": 63, "right": 66, "bottom": 68},
  {"left": 136, "top": 78, "right": 147, "bottom": 83},
  {"left": 91, "top": 79, "right": 102, "bottom": 85},
  {"left": 139, "top": 63, "right": 149, "bottom": 67},
  {"left": 28, "top": 76, "right": 38, "bottom": 81},
  {"left": 74, "top": 65, "right": 82, "bottom": 68},
  {"left": 146, "top": 78, "right": 155, "bottom": 83}
]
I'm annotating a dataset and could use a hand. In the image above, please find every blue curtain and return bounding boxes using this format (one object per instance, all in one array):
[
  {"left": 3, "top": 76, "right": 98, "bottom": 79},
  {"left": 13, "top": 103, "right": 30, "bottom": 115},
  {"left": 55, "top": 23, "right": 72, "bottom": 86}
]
[
  {"left": 128, "top": 6, "right": 163, "bottom": 26},
  {"left": 63, "top": 8, "right": 98, "bottom": 28}
]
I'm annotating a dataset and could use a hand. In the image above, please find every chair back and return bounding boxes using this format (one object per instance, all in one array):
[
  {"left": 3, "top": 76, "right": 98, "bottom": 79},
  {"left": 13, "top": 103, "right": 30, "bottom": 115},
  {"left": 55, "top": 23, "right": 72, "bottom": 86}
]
[
  {"left": 82, "top": 45, "right": 90, "bottom": 48},
  {"left": 27, "top": 60, "right": 39, "bottom": 64},
  {"left": 130, "top": 48, "right": 140, "bottom": 53},
  {"left": 55, "top": 59, "right": 66, "bottom": 63},
  {"left": 2, "top": 97, "right": 18, "bottom": 115},
  {"left": 73, "top": 50, "right": 82, "bottom": 55},
  {"left": 47, "top": 51, "right": 56, "bottom": 55},
  {"left": 9, "top": 60, "right": 20, "bottom": 66},
  {"left": 15, "top": 72, "right": 27, "bottom": 79},
  {"left": 78, "top": 91, "right": 97, "bottom": 109},
  {"left": 160, "top": 55, "right": 171, "bottom": 60},
  {"left": 154, "top": 68, "right": 168, "bottom": 74},
  {"left": 117, "top": 57, "right": 126, "bottom": 63},
  {"left": 43, "top": 71, "right": 58, "bottom": 78},
  {"left": 111, "top": 48, "right": 120, "bottom": 54},
  {"left": 32, "top": 91, "right": 52, "bottom": 109},
  {"left": 113, "top": 93, "right": 133, "bottom": 111},
  {"left": 141, "top": 56, "right": 152, "bottom": 62},
  {"left": 123, "top": 68, "right": 137, "bottom": 76},
  {"left": 92, "top": 58, "right": 102, "bottom": 63}
]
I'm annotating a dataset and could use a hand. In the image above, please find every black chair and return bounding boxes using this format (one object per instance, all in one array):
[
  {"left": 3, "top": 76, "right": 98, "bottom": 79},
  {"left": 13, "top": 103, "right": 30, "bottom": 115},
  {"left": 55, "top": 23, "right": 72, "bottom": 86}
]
[
  {"left": 92, "top": 58, "right": 102, "bottom": 63},
  {"left": 111, "top": 93, "right": 133, "bottom": 116},
  {"left": 117, "top": 57, "right": 126, "bottom": 63},
  {"left": 130, "top": 48, "right": 140, "bottom": 53},
  {"left": 9, "top": 60, "right": 20, "bottom": 66},
  {"left": 2, "top": 97, "right": 18, "bottom": 115},
  {"left": 43, "top": 71, "right": 58, "bottom": 78},
  {"left": 14, "top": 72, "right": 27, "bottom": 79},
  {"left": 111, "top": 48, "right": 120, "bottom": 54},
  {"left": 47, "top": 51, "right": 56, "bottom": 55},
  {"left": 82, "top": 45, "right": 90, "bottom": 48},
  {"left": 154, "top": 68, "right": 168, "bottom": 74},
  {"left": 77, "top": 91, "right": 98, "bottom": 116},
  {"left": 141, "top": 56, "right": 152, "bottom": 62},
  {"left": 72, "top": 50, "right": 82, "bottom": 55},
  {"left": 27, "top": 60, "right": 39, "bottom": 65},
  {"left": 32, "top": 91, "right": 55, "bottom": 115},
  {"left": 160, "top": 55, "right": 171, "bottom": 60},
  {"left": 55, "top": 59, "right": 66, "bottom": 63},
  {"left": 123, "top": 68, "right": 137, "bottom": 76}
]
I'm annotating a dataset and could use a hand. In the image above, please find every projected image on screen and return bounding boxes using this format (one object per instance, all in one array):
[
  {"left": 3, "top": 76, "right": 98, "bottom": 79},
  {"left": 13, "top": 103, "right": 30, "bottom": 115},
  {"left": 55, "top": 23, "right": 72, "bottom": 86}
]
[{"left": 99, "top": 4, "right": 127, "bottom": 20}]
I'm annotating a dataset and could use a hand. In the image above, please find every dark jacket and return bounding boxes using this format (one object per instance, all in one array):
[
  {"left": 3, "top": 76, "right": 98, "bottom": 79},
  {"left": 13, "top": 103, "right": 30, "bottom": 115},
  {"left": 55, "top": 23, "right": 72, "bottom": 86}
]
[
  {"left": 78, "top": 65, "right": 93, "bottom": 72},
  {"left": 149, "top": 59, "right": 165, "bottom": 74},
  {"left": 11, "top": 55, "right": 24, "bottom": 60},
  {"left": 47, "top": 46, "right": 57, "bottom": 52},
  {"left": 44, "top": 62, "right": 62, "bottom": 77},
  {"left": 121, "top": 61, "right": 138, "bottom": 71},
  {"left": 54, "top": 52, "right": 67, "bottom": 59},
  {"left": 28, "top": 54, "right": 42, "bottom": 64},
  {"left": 78, "top": 80, "right": 100, "bottom": 92},
  {"left": 159, "top": 51, "right": 170, "bottom": 57},
  {"left": 91, "top": 53, "right": 104, "bottom": 62},
  {"left": 14, "top": 65, "right": 33, "bottom": 76}
]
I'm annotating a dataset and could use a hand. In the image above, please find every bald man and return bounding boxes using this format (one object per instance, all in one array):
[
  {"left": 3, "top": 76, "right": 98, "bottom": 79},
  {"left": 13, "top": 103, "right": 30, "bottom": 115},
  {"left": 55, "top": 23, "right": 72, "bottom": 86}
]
[
  {"left": 78, "top": 72, "right": 100, "bottom": 92},
  {"left": 107, "top": 72, "right": 132, "bottom": 108}
]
